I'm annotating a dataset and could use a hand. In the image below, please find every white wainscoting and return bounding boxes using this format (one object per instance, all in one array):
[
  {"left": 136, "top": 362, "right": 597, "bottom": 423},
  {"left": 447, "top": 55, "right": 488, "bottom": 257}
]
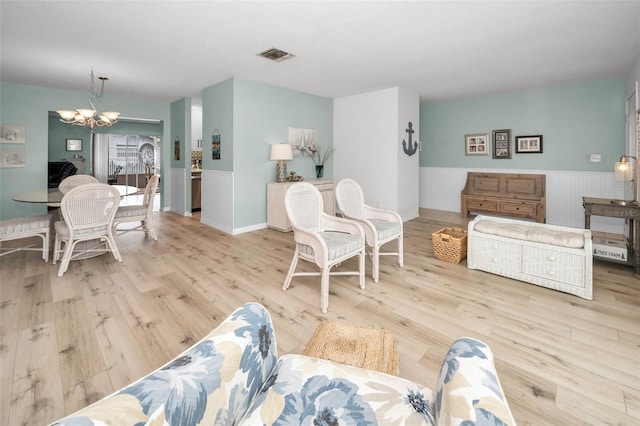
[
  {"left": 170, "top": 168, "right": 187, "bottom": 216},
  {"left": 201, "top": 170, "right": 234, "bottom": 234},
  {"left": 420, "top": 167, "right": 627, "bottom": 233}
]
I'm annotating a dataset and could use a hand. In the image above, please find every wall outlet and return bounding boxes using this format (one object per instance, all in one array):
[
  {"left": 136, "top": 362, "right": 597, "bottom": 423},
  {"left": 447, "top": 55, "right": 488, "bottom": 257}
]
[{"left": 590, "top": 153, "right": 602, "bottom": 163}]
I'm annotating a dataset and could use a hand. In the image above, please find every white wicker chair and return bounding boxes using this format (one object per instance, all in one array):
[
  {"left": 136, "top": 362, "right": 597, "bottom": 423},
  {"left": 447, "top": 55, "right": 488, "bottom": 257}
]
[
  {"left": 335, "top": 178, "right": 403, "bottom": 283},
  {"left": 53, "top": 183, "right": 122, "bottom": 277},
  {"left": 283, "top": 182, "right": 366, "bottom": 314},
  {"left": 113, "top": 175, "right": 159, "bottom": 240},
  {"left": 59, "top": 174, "right": 99, "bottom": 194}
]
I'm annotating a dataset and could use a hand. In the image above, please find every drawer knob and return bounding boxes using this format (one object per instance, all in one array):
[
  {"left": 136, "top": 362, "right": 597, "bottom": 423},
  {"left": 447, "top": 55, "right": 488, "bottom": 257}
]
[
  {"left": 548, "top": 270, "right": 555, "bottom": 276},
  {"left": 547, "top": 256, "right": 555, "bottom": 261}
]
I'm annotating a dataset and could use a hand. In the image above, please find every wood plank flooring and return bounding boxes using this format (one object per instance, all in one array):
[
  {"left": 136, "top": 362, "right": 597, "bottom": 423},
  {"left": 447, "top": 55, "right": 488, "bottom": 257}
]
[{"left": 1, "top": 209, "right": 638, "bottom": 425}]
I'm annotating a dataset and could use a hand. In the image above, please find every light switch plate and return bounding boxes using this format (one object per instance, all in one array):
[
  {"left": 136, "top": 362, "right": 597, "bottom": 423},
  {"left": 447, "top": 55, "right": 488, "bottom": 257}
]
[{"left": 590, "top": 153, "right": 602, "bottom": 163}]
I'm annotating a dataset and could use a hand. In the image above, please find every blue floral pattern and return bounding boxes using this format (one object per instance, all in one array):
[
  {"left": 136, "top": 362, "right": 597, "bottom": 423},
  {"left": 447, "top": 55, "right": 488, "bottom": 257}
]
[
  {"left": 116, "top": 339, "right": 222, "bottom": 426},
  {"left": 274, "top": 375, "right": 377, "bottom": 425},
  {"left": 435, "top": 338, "right": 515, "bottom": 426},
  {"left": 51, "top": 306, "right": 514, "bottom": 426}
]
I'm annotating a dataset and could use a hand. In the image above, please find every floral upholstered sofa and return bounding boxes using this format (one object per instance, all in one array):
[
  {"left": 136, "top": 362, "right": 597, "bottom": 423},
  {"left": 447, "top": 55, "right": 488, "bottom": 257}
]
[{"left": 51, "top": 303, "right": 515, "bottom": 425}]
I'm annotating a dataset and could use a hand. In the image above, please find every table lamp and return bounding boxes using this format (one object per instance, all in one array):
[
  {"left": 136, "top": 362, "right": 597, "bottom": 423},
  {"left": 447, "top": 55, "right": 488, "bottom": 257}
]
[
  {"left": 614, "top": 155, "right": 638, "bottom": 205},
  {"left": 270, "top": 144, "right": 293, "bottom": 182}
]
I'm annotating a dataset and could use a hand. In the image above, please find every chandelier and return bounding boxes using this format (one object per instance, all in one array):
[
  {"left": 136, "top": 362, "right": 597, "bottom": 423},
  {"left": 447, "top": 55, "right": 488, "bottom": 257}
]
[{"left": 57, "top": 70, "right": 120, "bottom": 131}]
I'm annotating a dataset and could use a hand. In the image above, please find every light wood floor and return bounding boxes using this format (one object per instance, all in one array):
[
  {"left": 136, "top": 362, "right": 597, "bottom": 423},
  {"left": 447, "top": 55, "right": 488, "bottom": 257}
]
[{"left": 1, "top": 209, "right": 638, "bottom": 425}]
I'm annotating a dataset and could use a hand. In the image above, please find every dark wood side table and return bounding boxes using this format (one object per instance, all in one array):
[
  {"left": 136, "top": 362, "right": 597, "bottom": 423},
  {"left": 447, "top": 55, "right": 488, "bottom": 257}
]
[{"left": 583, "top": 197, "right": 640, "bottom": 272}]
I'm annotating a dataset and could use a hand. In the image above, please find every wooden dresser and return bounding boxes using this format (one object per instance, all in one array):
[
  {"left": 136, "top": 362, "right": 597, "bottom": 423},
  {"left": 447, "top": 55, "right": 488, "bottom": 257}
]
[
  {"left": 267, "top": 179, "right": 335, "bottom": 232},
  {"left": 461, "top": 172, "right": 546, "bottom": 223}
]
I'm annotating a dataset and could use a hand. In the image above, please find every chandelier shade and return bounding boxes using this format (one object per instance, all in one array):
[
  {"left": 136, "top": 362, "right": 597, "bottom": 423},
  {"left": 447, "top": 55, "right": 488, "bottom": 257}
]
[{"left": 57, "top": 70, "right": 120, "bottom": 131}]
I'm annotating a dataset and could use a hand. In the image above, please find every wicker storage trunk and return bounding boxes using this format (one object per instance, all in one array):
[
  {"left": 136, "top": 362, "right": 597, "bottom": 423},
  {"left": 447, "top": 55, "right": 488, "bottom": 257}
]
[{"left": 432, "top": 227, "right": 468, "bottom": 263}]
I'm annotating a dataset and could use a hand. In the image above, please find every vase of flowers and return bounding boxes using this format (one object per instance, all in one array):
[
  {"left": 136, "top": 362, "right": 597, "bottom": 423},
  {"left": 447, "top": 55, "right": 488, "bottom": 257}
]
[{"left": 304, "top": 145, "right": 335, "bottom": 179}]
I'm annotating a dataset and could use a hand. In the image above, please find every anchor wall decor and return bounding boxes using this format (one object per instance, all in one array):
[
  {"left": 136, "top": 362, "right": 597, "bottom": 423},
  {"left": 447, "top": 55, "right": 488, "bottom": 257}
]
[{"left": 402, "top": 121, "right": 418, "bottom": 156}]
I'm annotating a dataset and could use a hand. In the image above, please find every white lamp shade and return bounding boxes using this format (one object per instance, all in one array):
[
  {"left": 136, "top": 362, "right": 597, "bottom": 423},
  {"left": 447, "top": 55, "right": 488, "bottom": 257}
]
[
  {"left": 270, "top": 144, "right": 293, "bottom": 161},
  {"left": 615, "top": 159, "right": 633, "bottom": 181},
  {"left": 57, "top": 110, "right": 77, "bottom": 120}
]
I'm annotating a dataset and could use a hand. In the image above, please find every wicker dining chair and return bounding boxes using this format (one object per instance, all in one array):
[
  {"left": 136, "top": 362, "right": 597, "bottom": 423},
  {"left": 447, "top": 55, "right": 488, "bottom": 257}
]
[
  {"left": 335, "top": 178, "right": 403, "bottom": 283},
  {"left": 53, "top": 183, "right": 122, "bottom": 277},
  {"left": 283, "top": 182, "right": 366, "bottom": 314},
  {"left": 113, "top": 175, "right": 159, "bottom": 240},
  {"left": 59, "top": 174, "right": 99, "bottom": 194}
]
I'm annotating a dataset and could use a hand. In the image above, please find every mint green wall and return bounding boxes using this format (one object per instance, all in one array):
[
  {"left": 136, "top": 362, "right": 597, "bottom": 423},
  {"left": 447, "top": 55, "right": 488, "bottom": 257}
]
[
  {"left": 233, "top": 78, "right": 333, "bottom": 228},
  {"left": 202, "top": 78, "right": 234, "bottom": 172},
  {"left": 201, "top": 78, "right": 333, "bottom": 229},
  {"left": 170, "top": 98, "right": 189, "bottom": 169},
  {"left": 420, "top": 79, "right": 626, "bottom": 172},
  {"left": 0, "top": 81, "right": 170, "bottom": 220}
]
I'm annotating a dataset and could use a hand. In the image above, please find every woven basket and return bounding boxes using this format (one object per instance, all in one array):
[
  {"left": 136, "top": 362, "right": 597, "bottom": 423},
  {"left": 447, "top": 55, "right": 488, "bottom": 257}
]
[{"left": 432, "top": 227, "right": 468, "bottom": 263}]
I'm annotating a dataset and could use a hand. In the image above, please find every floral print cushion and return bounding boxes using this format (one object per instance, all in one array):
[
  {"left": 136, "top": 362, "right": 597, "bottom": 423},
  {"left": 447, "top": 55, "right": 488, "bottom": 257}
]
[
  {"left": 239, "top": 354, "right": 436, "bottom": 425},
  {"left": 51, "top": 304, "right": 515, "bottom": 426},
  {"left": 51, "top": 302, "right": 277, "bottom": 426},
  {"left": 435, "top": 338, "right": 516, "bottom": 426}
]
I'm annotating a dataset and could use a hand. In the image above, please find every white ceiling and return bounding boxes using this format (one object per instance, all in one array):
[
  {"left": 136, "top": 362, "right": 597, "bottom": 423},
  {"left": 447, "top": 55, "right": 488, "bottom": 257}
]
[{"left": 1, "top": 1, "right": 639, "bottom": 104}]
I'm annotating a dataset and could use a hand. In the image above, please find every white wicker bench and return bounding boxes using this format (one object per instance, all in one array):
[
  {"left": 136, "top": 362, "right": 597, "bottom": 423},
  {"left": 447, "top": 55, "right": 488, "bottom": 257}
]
[
  {"left": 0, "top": 214, "right": 52, "bottom": 262},
  {"left": 467, "top": 215, "right": 593, "bottom": 300}
]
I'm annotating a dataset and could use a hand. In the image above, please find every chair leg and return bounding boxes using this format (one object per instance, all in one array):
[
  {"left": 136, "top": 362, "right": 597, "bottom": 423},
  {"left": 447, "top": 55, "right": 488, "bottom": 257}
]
[
  {"left": 42, "top": 229, "right": 50, "bottom": 262},
  {"left": 57, "top": 241, "right": 74, "bottom": 277},
  {"left": 398, "top": 234, "right": 404, "bottom": 266},
  {"left": 145, "top": 218, "right": 158, "bottom": 241},
  {"left": 283, "top": 248, "right": 299, "bottom": 291},
  {"left": 372, "top": 244, "right": 380, "bottom": 283},
  {"left": 320, "top": 265, "right": 330, "bottom": 314},
  {"left": 53, "top": 235, "right": 61, "bottom": 264},
  {"left": 105, "top": 233, "right": 122, "bottom": 262},
  {"left": 358, "top": 248, "right": 366, "bottom": 289}
]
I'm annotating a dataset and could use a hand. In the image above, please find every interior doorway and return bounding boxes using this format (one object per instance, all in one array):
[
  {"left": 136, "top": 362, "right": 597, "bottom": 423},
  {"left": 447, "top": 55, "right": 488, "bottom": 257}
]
[{"left": 93, "top": 133, "right": 161, "bottom": 210}]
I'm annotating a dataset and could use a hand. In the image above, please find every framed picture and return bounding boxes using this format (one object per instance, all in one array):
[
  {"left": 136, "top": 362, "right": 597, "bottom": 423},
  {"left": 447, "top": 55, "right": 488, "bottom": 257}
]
[
  {"left": 515, "top": 135, "right": 543, "bottom": 153},
  {"left": 0, "top": 124, "right": 26, "bottom": 144},
  {"left": 66, "top": 138, "right": 82, "bottom": 151},
  {"left": 465, "top": 133, "right": 489, "bottom": 156},
  {"left": 174, "top": 138, "right": 181, "bottom": 160},
  {"left": 492, "top": 129, "right": 511, "bottom": 159},
  {"left": 212, "top": 128, "right": 221, "bottom": 160},
  {"left": 288, "top": 127, "right": 317, "bottom": 156},
  {"left": 0, "top": 147, "right": 26, "bottom": 167}
]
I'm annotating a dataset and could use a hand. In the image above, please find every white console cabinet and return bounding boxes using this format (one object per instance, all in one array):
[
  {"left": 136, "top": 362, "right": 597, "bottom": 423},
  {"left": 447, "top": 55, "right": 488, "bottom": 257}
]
[{"left": 267, "top": 179, "right": 335, "bottom": 232}]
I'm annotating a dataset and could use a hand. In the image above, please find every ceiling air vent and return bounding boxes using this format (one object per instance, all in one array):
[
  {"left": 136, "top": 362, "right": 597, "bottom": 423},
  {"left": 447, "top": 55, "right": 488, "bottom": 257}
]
[{"left": 258, "top": 48, "right": 294, "bottom": 62}]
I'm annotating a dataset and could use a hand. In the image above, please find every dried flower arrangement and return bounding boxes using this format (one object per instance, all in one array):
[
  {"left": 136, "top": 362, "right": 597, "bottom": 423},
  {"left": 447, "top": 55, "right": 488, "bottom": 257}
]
[{"left": 303, "top": 144, "right": 335, "bottom": 165}]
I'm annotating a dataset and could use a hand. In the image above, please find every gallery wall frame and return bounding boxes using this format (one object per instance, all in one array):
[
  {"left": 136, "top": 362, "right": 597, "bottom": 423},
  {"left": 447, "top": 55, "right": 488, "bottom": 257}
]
[
  {"left": 0, "top": 147, "right": 26, "bottom": 167},
  {"left": 492, "top": 129, "right": 511, "bottom": 159},
  {"left": 465, "top": 133, "right": 489, "bottom": 156},
  {"left": 515, "top": 135, "right": 543, "bottom": 153},
  {"left": 0, "top": 124, "right": 26, "bottom": 144},
  {"left": 66, "top": 138, "right": 83, "bottom": 151}
]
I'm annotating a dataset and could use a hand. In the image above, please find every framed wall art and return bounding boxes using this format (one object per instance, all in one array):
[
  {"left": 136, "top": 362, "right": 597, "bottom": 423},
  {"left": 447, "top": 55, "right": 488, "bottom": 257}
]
[
  {"left": 66, "top": 138, "right": 82, "bottom": 151},
  {"left": 288, "top": 127, "right": 317, "bottom": 156},
  {"left": 515, "top": 135, "right": 543, "bottom": 153},
  {"left": 492, "top": 129, "right": 511, "bottom": 159},
  {"left": 0, "top": 124, "right": 26, "bottom": 144},
  {"left": 465, "top": 133, "right": 489, "bottom": 156},
  {"left": 0, "top": 147, "right": 26, "bottom": 167},
  {"left": 212, "top": 128, "right": 221, "bottom": 160}
]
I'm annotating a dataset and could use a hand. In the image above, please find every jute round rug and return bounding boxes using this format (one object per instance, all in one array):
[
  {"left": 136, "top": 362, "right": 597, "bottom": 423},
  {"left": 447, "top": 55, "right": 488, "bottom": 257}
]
[{"left": 303, "top": 320, "right": 400, "bottom": 376}]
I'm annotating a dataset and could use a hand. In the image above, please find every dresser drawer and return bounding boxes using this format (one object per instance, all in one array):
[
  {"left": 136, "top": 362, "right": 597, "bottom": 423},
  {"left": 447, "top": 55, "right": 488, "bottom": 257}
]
[
  {"left": 472, "top": 237, "right": 522, "bottom": 271},
  {"left": 466, "top": 198, "right": 498, "bottom": 212},
  {"left": 500, "top": 201, "right": 537, "bottom": 215},
  {"left": 522, "top": 247, "right": 585, "bottom": 287}
]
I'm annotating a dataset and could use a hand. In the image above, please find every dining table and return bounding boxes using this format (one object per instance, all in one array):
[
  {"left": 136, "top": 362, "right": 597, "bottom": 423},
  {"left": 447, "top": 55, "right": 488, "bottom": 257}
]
[
  {"left": 12, "top": 185, "right": 140, "bottom": 207},
  {"left": 12, "top": 184, "right": 141, "bottom": 261}
]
